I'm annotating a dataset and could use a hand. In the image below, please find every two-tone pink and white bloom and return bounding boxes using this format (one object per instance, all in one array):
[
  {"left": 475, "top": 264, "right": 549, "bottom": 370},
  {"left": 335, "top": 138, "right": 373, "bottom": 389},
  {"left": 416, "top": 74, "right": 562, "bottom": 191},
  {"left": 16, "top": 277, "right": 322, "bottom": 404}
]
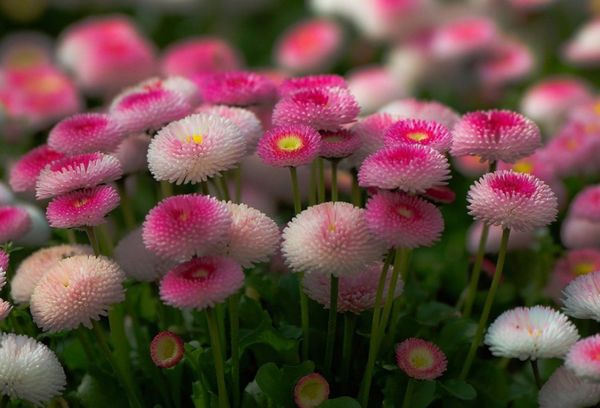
[
  {"left": 257, "top": 124, "right": 321, "bottom": 167},
  {"left": 9, "top": 145, "right": 64, "bottom": 193},
  {"left": 47, "top": 113, "right": 125, "bottom": 155},
  {"left": 395, "top": 338, "right": 447, "bottom": 380},
  {"left": 196, "top": 105, "right": 263, "bottom": 153},
  {"left": 546, "top": 249, "right": 600, "bottom": 302},
  {"left": 150, "top": 331, "right": 185, "bottom": 369},
  {"left": 0, "top": 206, "right": 31, "bottom": 243},
  {"left": 564, "top": 19, "right": 600, "bottom": 67},
  {"left": 197, "top": 71, "right": 277, "bottom": 107},
  {"left": 539, "top": 366, "right": 600, "bottom": 408},
  {"left": 319, "top": 129, "right": 362, "bottom": 159},
  {"left": 347, "top": 112, "right": 397, "bottom": 168},
  {"left": 562, "top": 271, "right": 600, "bottom": 322},
  {"left": 565, "top": 335, "right": 600, "bottom": 381},
  {"left": 384, "top": 119, "right": 452, "bottom": 153}
]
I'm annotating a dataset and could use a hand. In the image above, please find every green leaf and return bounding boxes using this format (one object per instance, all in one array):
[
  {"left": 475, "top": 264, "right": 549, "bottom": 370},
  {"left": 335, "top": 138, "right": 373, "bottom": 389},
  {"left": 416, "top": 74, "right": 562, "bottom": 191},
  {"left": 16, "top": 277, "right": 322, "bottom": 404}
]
[
  {"left": 77, "top": 373, "right": 129, "bottom": 408},
  {"left": 320, "top": 397, "right": 361, "bottom": 408},
  {"left": 415, "top": 302, "right": 460, "bottom": 326},
  {"left": 240, "top": 319, "right": 298, "bottom": 354},
  {"left": 255, "top": 361, "right": 315, "bottom": 406},
  {"left": 440, "top": 379, "right": 477, "bottom": 400},
  {"left": 411, "top": 380, "right": 438, "bottom": 408}
]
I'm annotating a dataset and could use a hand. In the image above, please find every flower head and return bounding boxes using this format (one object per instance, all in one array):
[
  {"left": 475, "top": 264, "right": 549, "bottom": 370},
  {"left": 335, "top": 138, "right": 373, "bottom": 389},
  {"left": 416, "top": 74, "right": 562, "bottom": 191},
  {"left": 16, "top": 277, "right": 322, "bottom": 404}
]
[
  {"left": 467, "top": 170, "right": 558, "bottom": 231},
  {"left": 278, "top": 74, "right": 347, "bottom": 97},
  {"left": 30, "top": 255, "right": 125, "bottom": 332},
  {"left": 0, "top": 333, "right": 66, "bottom": 406},
  {"left": 384, "top": 119, "right": 452, "bottom": 153},
  {"left": 147, "top": 113, "right": 246, "bottom": 184},
  {"left": 9, "top": 145, "right": 64, "bottom": 193},
  {"left": 46, "top": 185, "right": 120, "bottom": 229},
  {"left": 484, "top": 306, "right": 579, "bottom": 360},
  {"left": 539, "top": 366, "right": 600, "bottom": 408},
  {"left": 161, "top": 37, "right": 241, "bottom": 77},
  {"left": 543, "top": 121, "right": 600, "bottom": 177},
  {"left": 423, "top": 185, "right": 456, "bottom": 204},
  {"left": 347, "top": 66, "right": 405, "bottom": 114},
  {"left": 478, "top": 37, "right": 534, "bottom": 86},
  {"left": 159, "top": 256, "right": 244, "bottom": 310},
  {"left": 565, "top": 335, "right": 600, "bottom": 381},
  {"left": 347, "top": 112, "right": 397, "bottom": 167},
  {"left": 562, "top": 271, "right": 600, "bottom": 321},
  {"left": 379, "top": 98, "right": 460, "bottom": 130},
  {"left": 358, "top": 144, "right": 450, "bottom": 193},
  {"left": 150, "top": 331, "right": 184, "bottom": 369},
  {"left": 561, "top": 217, "right": 600, "bottom": 249},
  {"left": 293, "top": 373, "right": 330, "bottom": 408},
  {"left": 395, "top": 338, "right": 447, "bottom": 380},
  {"left": 546, "top": 249, "right": 600, "bottom": 302},
  {"left": 564, "top": 19, "right": 600, "bottom": 66},
  {"left": 36, "top": 152, "right": 122, "bottom": 200},
  {"left": 282, "top": 202, "right": 385, "bottom": 276},
  {"left": 47, "top": 113, "right": 125, "bottom": 155},
  {"left": 197, "top": 71, "right": 277, "bottom": 106},
  {"left": 431, "top": 17, "right": 497, "bottom": 60},
  {"left": 257, "top": 124, "right": 321, "bottom": 167},
  {"left": 570, "top": 186, "right": 600, "bottom": 222},
  {"left": 319, "top": 129, "right": 361, "bottom": 158},
  {"left": 142, "top": 194, "right": 231, "bottom": 261},
  {"left": 0, "top": 206, "right": 31, "bottom": 244},
  {"left": 196, "top": 105, "right": 263, "bottom": 154},
  {"left": 0, "top": 250, "right": 8, "bottom": 289}
]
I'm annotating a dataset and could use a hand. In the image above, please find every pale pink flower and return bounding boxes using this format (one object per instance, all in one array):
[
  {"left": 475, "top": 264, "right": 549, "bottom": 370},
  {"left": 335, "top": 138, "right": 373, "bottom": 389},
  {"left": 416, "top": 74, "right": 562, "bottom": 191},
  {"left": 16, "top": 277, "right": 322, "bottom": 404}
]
[
  {"left": 161, "top": 37, "right": 241, "bottom": 77},
  {"left": 430, "top": 17, "right": 497, "bottom": 60},
  {"left": 395, "top": 338, "right": 447, "bottom": 380},
  {"left": 384, "top": 119, "right": 452, "bottom": 153},
  {"left": 150, "top": 331, "right": 184, "bottom": 369},
  {"left": 565, "top": 335, "right": 600, "bottom": 381},
  {"left": 197, "top": 71, "right": 277, "bottom": 106},
  {"left": 0, "top": 206, "right": 31, "bottom": 244}
]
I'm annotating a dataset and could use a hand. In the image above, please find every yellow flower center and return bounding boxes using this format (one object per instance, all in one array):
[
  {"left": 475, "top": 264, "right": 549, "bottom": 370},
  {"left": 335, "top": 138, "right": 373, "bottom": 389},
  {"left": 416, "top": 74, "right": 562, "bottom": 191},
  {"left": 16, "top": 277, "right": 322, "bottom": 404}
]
[
  {"left": 408, "top": 349, "right": 433, "bottom": 369},
  {"left": 397, "top": 205, "right": 414, "bottom": 218},
  {"left": 190, "top": 268, "right": 209, "bottom": 279},
  {"left": 513, "top": 160, "right": 533, "bottom": 174},
  {"left": 407, "top": 131, "right": 429, "bottom": 142},
  {"left": 301, "top": 382, "right": 321, "bottom": 400},
  {"left": 185, "top": 134, "right": 204, "bottom": 144},
  {"left": 593, "top": 101, "right": 600, "bottom": 116},
  {"left": 328, "top": 223, "right": 336, "bottom": 232},
  {"left": 277, "top": 135, "right": 303, "bottom": 152},
  {"left": 157, "top": 338, "right": 177, "bottom": 360},
  {"left": 73, "top": 198, "right": 89, "bottom": 208},
  {"left": 574, "top": 262, "right": 596, "bottom": 276}
]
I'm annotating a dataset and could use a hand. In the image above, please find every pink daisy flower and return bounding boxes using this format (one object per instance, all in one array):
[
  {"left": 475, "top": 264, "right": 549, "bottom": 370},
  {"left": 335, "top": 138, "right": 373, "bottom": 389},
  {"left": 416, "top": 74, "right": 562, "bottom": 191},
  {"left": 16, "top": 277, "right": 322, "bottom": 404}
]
[
  {"left": 142, "top": 194, "right": 231, "bottom": 261},
  {"left": 564, "top": 19, "right": 600, "bottom": 67},
  {"left": 565, "top": 335, "right": 600, "bottom": 381},
  {"left": 379, "top": 98, "right": 460, "bottom": 131},
  {"left": 561, "top": 217, "right": 600, "bottom": 249},
  {"left": 30, "top": 255, "right": 125, "bottom": 332},
  {"left": 46, "top": 185, "right": 120, "bottom": 229},
  {"left": 302, "top": 261, "right": 403, "bottom": 314},
  {"left": 0, "top": 299, "right": 11, "bottom": 321},
  {"left": 365, "top": 191, "right": 444, "bottom": 249},
  {"left": 281, "top": 202, "right": 385, "bottom": 276},
  {"left": 9, "top": 145, "right": 64, "bottom": 193},
  {"left": 112, "top": 133, "right": 151, "bottom": 175},
  {"left": 10, "top": 244, "right": 93, "bottom": 304},
  {"left": 466, "top": 221, "right": 538, "bottom": 255},
  {"left": 144, "top": 76, "right": 202, "bottom": 108},
  {"left": 271, "top": 86, "right": 360, "bottom": 131},
  {"left": 278, "top": 74, "right": 347, "bottom": 97},
  {"left": 478, "top": 37, "right": 534, "bottom": 87},
  {"left": 450, "top": 110, "right": 541, "bottom": 163},
  {"left": 257, "top": 124, "right": 321, "bottom": 167},
  {"left": 47, "top": 113, "right": 125, "bottom": 155},
  {"left": 467, "top": 170, "right": 558, "bottom": 231},
  {"left": 358, "top": 144, "right": 450, "bottom": 193},
  {"left": 539, "top": 366, "right": 600, "bottom": 408},
  {"left": 293, "top": 373, "right": 330, "bottom": 408},
  {"left": 347, "top": 112, "right": 397, "bottom": 168},
  {"left": 159, "top": 256, "right": 244, "bottom": 310},
  {"left": 196, "top": 105, "right": 263, "bottom": 153},
  {"left": 384, "top": 119, "right": 452, "bottom": 153},
  {"left": 36, "top": 152, "right": 123, "bottom": 200},
  {"left": 147, "top": 113, "right": 246, "bottom": 184},
  {"left": 562, "top": 271, "right": 600, "bottom": 321},
  {"left": 160, "top": 37, "right": 241, "bottom": 77},
  {"left": 430, "top": 17, "right": 497, "bottom": 60},
  {"left": 347, "top": 66, "right": 406, "bottom": 114},
  {"left": 150, "top": 331, "right": 185, "bottom": 369},
  {"left": 570, "top": 186, "right": 600, "bottom": 222},
  {"left": 0, "top": 206, "right": 31, "bottom": 244},
  {"left": 275, "top": 18, "right": 343, "bottom": 73},
  {"left": 197, "top": 71, "right": 277, "bottom": 106},
  {"left": 543, "top": 121, "right": 600, "bottom": 177},
  {"left": 319, "top": 129, "right": 362, "bottom": 159},
  {"left": 546, "top": 249, "right": 600, "bottom": 302},
  {"left": 395, "top": 338, "right": 447, "bottom": 380}
]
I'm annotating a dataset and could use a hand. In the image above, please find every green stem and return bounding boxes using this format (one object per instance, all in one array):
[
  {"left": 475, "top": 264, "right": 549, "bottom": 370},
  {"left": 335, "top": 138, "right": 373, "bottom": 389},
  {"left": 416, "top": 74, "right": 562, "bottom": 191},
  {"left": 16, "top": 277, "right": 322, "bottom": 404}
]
[
  {"left": 66, "top": 229, "right": 77, "bottom": 244},
  {"left": 317, "top": 158, "right": 325, "bottom": 203},
  {"left": 206, "top": 308, "right": 230, "bottom": 408},
  {"left": 379, "top": 248, "right": 409, "bottom": 336},
  {"left": 341, "top": 314, "right": 357, "bottom": 391},
  {"left": 309, "top": 161, "right": 317, "bottom": 206},
  {"left": 229, "top": 293, "right": 241, "bottom": 408},
  {"left": 200, "top": 181, "right": 210, "bottom": 195},
  {"left": 299, "top": 272, "right": 310, "bottom": 361},
  {"left": 98, "top": 224, "right": 114, "bottom": 256},
  {"left": 117, "top": 180, "right": 136, "bottom": 230},
  {"left": 77, "top": 327, "right": 95, "bottom": 361},
  {"left": 460, "top": 228, "right": 511, "bottom": 380},
  {"left": 351, "top": 169, "right": 361, "bottom": 207},
  {"left": 324, "top": 275, "right": 339, "bottom": 375},
  {"left": 289, "top": 167, "right": 302, "bottom": 214},
  {"left": 531, "top": 360, "right": 542, "bottom": 390},
  {"left": 160, "top": 181, "right": 174, "bottom": 199},
  {"left": 85, "top": 226, "right": 100, "bottom": 255},
  {"left": 330, "top": 159, "right": 339, "bottom": 202},
  {"left": 233, "top": 166, "right": 242, "bottom": 203},
  {"left": 215, "top": 304, "right": 226, "bottom": 359},
  {"left": 218, "top": 175, "right": 231, "bottom": 202},
  {"left": 402, "top": 379, "right": 415, "bottom": 408},
  {"left": 463, "top": 223, "right": 490, "bottom": 318}
]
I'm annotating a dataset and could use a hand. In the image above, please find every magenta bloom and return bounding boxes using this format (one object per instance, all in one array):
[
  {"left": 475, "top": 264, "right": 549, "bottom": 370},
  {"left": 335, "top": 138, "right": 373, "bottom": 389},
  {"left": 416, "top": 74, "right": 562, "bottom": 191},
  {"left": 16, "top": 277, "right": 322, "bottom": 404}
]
[
  {"left": 395, "top": 338, "right": 447, "bottom": 380},
  {"left": 358, "top": 144, "right": 450, "bottom": 193},
  {"left": 150, "top": 331, "right": 185, "bottom": 369},
  {"left": 543, "top": 121, "right": 600, "bottom": 177},
  {"left": 9, "top": 145, "right": 64, "bottom": 193},
  {"left": 380, "top": 98, "right": 460, "bottom": 131},
  {"left": 431, "top": 17, "right": 497, "bottom": 59},
  {"left": 467, "top": 170, "right": 558, "bottom": 231},
  {"left": 196, "top": 105, "right": 263, "bottom": 153},
  {"left": 257, "top": 124, "right": 321, "bottom": 167},
  {"left": 566, "top": 335, "right": 600, "bottom": 381},
  {"left": 451, "top": 110, "right": 541, "bottom": 163},
  {"left": 161, "top": 37, "right": 241, "bottom": 77},
  {"left": 46, "top": 185, "right": 120, "bottom": 229},
  {"left": 570, "top": 186, "right": 600, "bottom": 222},
  {"left": 294, "top": 373, "right": 330, "bottom": 408},
  {"left": 384, "top": 119, "right": 452, "bottom": 153},
  {"left": 319, "top": 129, "right": 362, "bottom": 159},
  {"left": 275, "top": 18, "right": 343, "bottom": 73},
  {"left": 562, "top": 217, "right": 600, "bottom": 249},
  {"left": 365, "top": 191, "right": 444, "bottom": 249},
  {"left": 0, "top": 206, "right": 31, "bottom": 244},
  {"left": 272, "top": 86, "right": 360, "bottom": 131},
  {"left": 36, "top": 152, "right": 123, "bottom": 200},
  {"left": 0, "top": 249, "right": 8, "bottom": 274},
  {"left": 278, "top": 74, "right": 347, "bottom": 97},
  {"left": 47, "top": 113, "right": 125, "bottom": 155},
  {"left": 347, "top": 112, "right": 397, "bottom": 167},
  {"left": 159, "top": 256, "right": 244, "bottom": 310},
  {"left": 197, "top": 71, "right": 277, "bottom": 106},
  {"left": 142, "top": 194, "right": 231, "bottom": 261}
]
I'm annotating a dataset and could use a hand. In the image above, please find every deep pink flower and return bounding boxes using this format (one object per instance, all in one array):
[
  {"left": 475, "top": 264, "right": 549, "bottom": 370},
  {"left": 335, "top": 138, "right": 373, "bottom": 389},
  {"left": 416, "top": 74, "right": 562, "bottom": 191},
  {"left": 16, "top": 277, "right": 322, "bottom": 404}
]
[
  {"left": 278, "top": 74, "right": 347, "bottom": 97},
  {"left": 257, "top": 124, "right": 321, "bottom": 167},
  {"left": 431, "top": 17, "right": 497, "bottom": 59},
  {"left": 566, "top": 335, "right": 600, "bottom": 381},
  {"left": 384, "top": 119, "right": 452, "bottom": 153},
  {"left": 161, "top": 37, "right": 241, "bottom": 77},
  {"left": 319, "top": 129, "right": 361, "bottom": 158},
  {"left": 0, "top": 206, "right": 31, "bottom": 243},
  {"left": 46, "top": 185, "right": 120, "bottom": 229},
  {"left": 47, "top": 113, "right": 125, "bottom": 155},
  {"left": 9, "top": 145, "right": 64, "bottom": 193},
  {"left": 197, "top": 71, "right": 277, "bottom": 106}
]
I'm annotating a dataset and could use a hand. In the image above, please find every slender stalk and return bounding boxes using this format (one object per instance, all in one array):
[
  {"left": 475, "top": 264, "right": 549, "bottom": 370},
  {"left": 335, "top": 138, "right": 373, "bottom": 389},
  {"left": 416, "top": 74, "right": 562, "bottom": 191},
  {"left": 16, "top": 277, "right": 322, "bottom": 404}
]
[
  {"left": 401, "top": 379, "right": 415, "bottom": 408},
  {"left": 330, "top": 159, "right": 339, "bottom": 202},
  {"left": 66, "top": 229, "right": 77, "bottom": 244},
  {"left": 200, "top": 181, "right": 210, "bottom": 195},
  {"left": 98, "top": 224, "right": 114, "bottom": 255},
  {"left": 309, "top": 161, "right": 317, "bottom": 206},
  {"left": 84, "top": 226, "right": 100, "bottom": 255},
  {"left": 289, "top": 167, "right": 302, "bottom": 214},
  {"left": 117, "top": 180, "right": 136, "bottom": 229},
  {"left": 324, "top": 275, "right": 339, "bottom": 375},
  {"left": 77, "top": 327, "right": 95, "bottom": 361},
  {"left": 160, "top": 180, "right": 174, "bottom": 198},
  {"left": 351, "top": 169, "right": 361, "bottom": 207},
  {"left": 531, "top": 360, "right": 542, "bottom": 390},
  {"left": 215, "top": 304, "right": 226, "bottom": 359},
  {"left": 379, "top": 248, "right": 409, "bottom": 336},
  {"left": 206, "top": 308, "right": 230, "bottom": 408},
  {"left": 299, "top": 272, "right": 310, "bottom": 361},
  {"left": 317, "top": 158, "right": 325, "bottom": 203},
  {"left": 460, "top": 228, "right": 511, "bottom": 380},
  {"left": 233, "top": 166, "right": 242, "bottom": 203},
  {"left": 341, "top": 314, "right": 357, "bottom": 391},
  {"left": 218, "top": 175, "right": 231, "bottom": 202},
  {"left": 463, "top": 223, "right": 490, "bottom": 318},
  {"left": 229, "top": 293, "right": 241, "bottom": 408}
]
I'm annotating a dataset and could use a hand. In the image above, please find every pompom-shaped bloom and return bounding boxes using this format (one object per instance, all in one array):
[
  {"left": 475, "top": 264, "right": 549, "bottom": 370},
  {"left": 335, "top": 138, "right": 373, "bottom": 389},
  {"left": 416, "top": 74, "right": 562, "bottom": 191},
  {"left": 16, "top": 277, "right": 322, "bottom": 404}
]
[
  {"left": 272, "top": 86, "right": 360, "bottom": 131},
  {"left": 562, "top": 217, "right": 600, "bottom": 249},
  {"left": 216, "top": 203, "right": 280, "bottom": 267},
  {"left": 347, "top": 112, "right": 397, "bottom": 167},
  {"left": 570, "top": 186, "right": 600, "bottom": 222},
  {"left": 142, "top": 194, "right": 231, "bottom": 261},
  {"left": 0, "top": 333, "right": 66, "bottom": 406},
  {"left": 543, "top": 121, "right": 600, "bottom": 178},
  {"left": 30, "top": 255, "right": 125, "bottom": 332},
  {"left": 539, "top": 366, "right": 600, "bottom": 408},
  {"left": 48, "top": 113, "right": 124, "bottom": 155},
  {"left": 161, "top": 37, "right": 241, "bottom": 77},
  {"left": 319, "top": 129, "right": 361, "bottom": 158},
  {"left": 467, "top": 171, "right": 557, "bottom": 231},
  {"left": 484, "top": 306, "right": 579, "bottom": 360},
  {"left": 479, "top": 37, "right": 534, "bottom": 87},
  {"left": 303, "top": 261, "right": 403, "bottom": 314},
  {"left": 114, "top": 227, "right": 174, "bottom": 282},
  {"left": 562, "top": 271, "right": 600, "bottom": 321},
  {"left": 546, "top": 249, "right": 600, "bottom": 302},
  {"left": 379, "top": 98, "right": 459, "bottom": 131},
  {"left": 257, "top": 124, "right": 321, "bottom": 167},
  {"left": 46, "top": 185, "right": 120, "bottom": 229},
  {"left": 150, "top": 331, "right": 184, "bottom": 369},
  {"left": 564, "top": 19, "right": 600, "bottom": 66},
  {"left": 395, "top": 338, "right": 447, "bottom": 380},
  {"left": 451, "top": 110, "right": 541, "bottom": 163},
  {"left": 384, "top": 119, "right": 452, "bottom": 153},
  {"left": 9, "top": 145, "right": 64, "bottom": 193},
  {"left": 11, "top": 244, "right": 93, "bottom": 304},
  {"left": 147, "top": 113, "right": 246, "bottom": 184},
  {"left": 198, "top": 71, "right": 277, "bottom": 106},
  {"left": 565, "top": 335, "right": 600, "bottom": 381},
  {"left": 112, "top": 133, "right": 151, "bottom": 175},
  {"left": 196, "top": 105, "right": 263, "bottom": 153},
  {"left": 0, "top": 299, "right": 11, "bottom": 321},
  {"left": 430, "top": 17, "right": 497, "bottom": 60},
  {"left": 365, "top": 191, "right": 444, "bottom": 249},
  {"left": 159, "top": 256, "right": 244, "bottom": 310},
  {"left": 279, "top": 74, "right": 347, "bottom": 97},
  {"left": 275, "top": 18, "right": 343, "bottom": 73},
  {"left": 293, "top": 373, "right": 330, "bottom": 408},
  {"left": 0, "top": 206, "right": 31, "bottom": 244},
  {"left": 36, "top": 152, "right": 123, "bottom": 199},
  {"left": 282, "top": 202, "right": 385, "bottom": 276},
  {"left": 358, "top": 144, "right": 450, "bottom": 193}
]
